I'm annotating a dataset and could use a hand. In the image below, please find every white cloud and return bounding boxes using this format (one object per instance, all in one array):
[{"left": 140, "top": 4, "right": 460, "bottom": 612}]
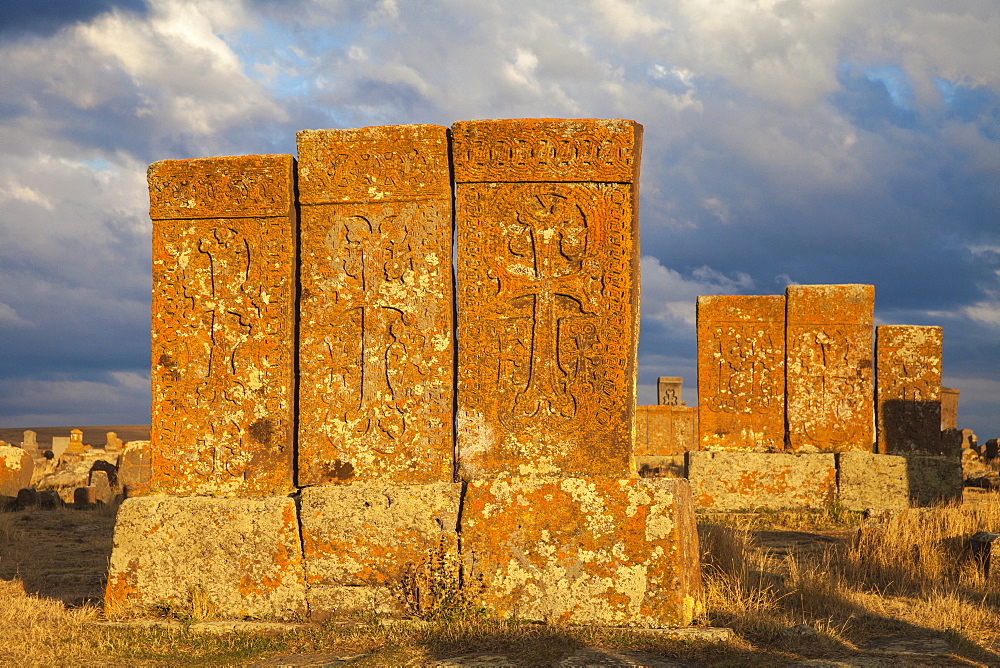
[
  {"left": 640, "top": 255, "right": 755, "bottom": 331},
  {"left": 0, "top": 303, "right": 33, "bottom": 329}
]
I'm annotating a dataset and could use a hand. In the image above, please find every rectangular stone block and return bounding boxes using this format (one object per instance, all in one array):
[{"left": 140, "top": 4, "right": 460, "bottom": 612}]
[
  {"left": 786, "top": 284, "right": 874, "bottom": 452},
  {"left": 876, "top": 325, "right": 943, "bottom": 455},
  {"left": 941, "top": 387, "right": 960, "bottom": 430},
  {"left": 105, "top": 496, "right": 307, "bottom": 619},
  {"left": 836, "top": 451, "right": 961, "bottom": 510},
  {"left": 687, "top": 451, "right": 837, "bottom": 510},
  {"left": 634, "top": 405, "right": 698, "bottom": 457},
  {"left": 836, "top": 451, "right": 910, "bottom": 511},
  {"left": 148, "top": 155, "right": 296, "bottom": 497},
  {"left": 454, "top": 119, "right": 642, "bottom": 479},
  {"left": 461, "top": 477, "right": 703, "bottom": 627},
  {"left": 296, "top": 126, "right": 454, "bottom": 485},
  {"left": 657, "top": 377, "right": 684, "bottom": 406},
  {"left": 0, "top": 445, "right": 33, "bottom": 498},
  {"left": 696, "top": 295, "right": 785, "bottom": 451},
  {"left": 299, "top": 483, "right": 461, "bottom": 616}
]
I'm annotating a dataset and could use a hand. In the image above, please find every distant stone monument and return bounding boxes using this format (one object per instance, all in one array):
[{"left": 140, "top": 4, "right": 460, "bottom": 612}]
[
  {"left": 51, "top": 436, "right": 70, "bottom": 458},
  {"left": 786, "top": 284, "right": 874, "bottom": 452},
  {"left": 634, "top": 405, "right": 698, "bottom": 457},
  {"left": 657, "top": 377, "right": 685, "bottom": 406},
  {"left": 147, "top": 155, "right": 297, "bottom": 497},
  {"left": 21, "top": 430, "right": 38, "bottom": 456},
  {"left": 454, "top": 118, "right": 641, "bottom": 480},
  {"left": 105, "top": 431, "right": 123, "bottom": 452},
  {"left": 65, "top": 428, "right": 87, "bottom": 455},
  {"left": 941, "top": 387, "right": 960, "bottom": 430},
  {"left": 296, "top": 125, "right": 454, "bottom": 485},
  {"left": 696, "top": 295, "right": 785, "bottom": 451},
  {"left": 876, "top": 325, "right": 943, "bottom": 454}
]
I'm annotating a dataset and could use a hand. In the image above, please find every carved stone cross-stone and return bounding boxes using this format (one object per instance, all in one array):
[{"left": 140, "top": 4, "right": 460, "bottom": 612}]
[{"left": 454, "top": 119, "right": 642, "bottom": 479}]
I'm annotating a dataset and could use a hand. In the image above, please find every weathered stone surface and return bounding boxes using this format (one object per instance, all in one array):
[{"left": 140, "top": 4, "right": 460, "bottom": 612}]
[
  {"left": 836, "top": 452, "right": 910, "bottom": 511},
  {"left": 460, "top": 477, "right": 702, "bottom": 627},
  {"left": 51, "top": 436, "right": 69, "bottom": 458},
  {"left": 148, "top": 154, "right": 296, "bottom": 497},
  {"left": 876, "top": 326, "right": 943, "bottom": 455},
  {"left": 940, "top": 387, "right": 960, "bottom": 430},
  {"left": 837, "top": 451, "right": 962, "bottom": 510},
  {"left": 657, "top": 377, "right": 684, "bottom": 406},
  {"left": 905, "top": 456, "right": 963, "bottom": 506},
  {"left": 696, "top": 295, "right": 785, "bottom": 451},
  {"left": 117, "top": 441, "right": 152, "bottom": 497},
  {"left": 299, "top": 483, "right": 461, "bottom": 615},
  {"left": 74, "top": 486, "right": 97, "bottom": 508},
  {"left": 0, "top": 445, "right": 33, "bottom": 497},
  {"left": 296, "top": 126, "right": 454, "bottom": 486},
  {"left": 786, "top": 284, "right": 875, "bottom": 452},
  {"left": 89, "top": 469, "right": 113, "bottom": 503},
  {"left": 21, "top": 430, "right": 38, "bottom": 456},
  {"left": 454, "top": 119, "right": 642, "bottom": 479},
  {"left": 686, "top": 451, "right": 837, "bottom": 510},
  {"left": 105, "top": 496, "right": 307, "bottom": 619},
  {"left": 105, "top": 431, "right": 123, "bottom": 452},
  {"left": 635, "top": 455, "right": 686, "bottom": 479},
  {"left": 634, "top": 406, "right": 698, "bottom": 457}
]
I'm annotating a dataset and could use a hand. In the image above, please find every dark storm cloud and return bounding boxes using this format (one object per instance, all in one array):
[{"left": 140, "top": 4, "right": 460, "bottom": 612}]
[{"left": 0, "top": 0, "right": 148, "bottom": 37}]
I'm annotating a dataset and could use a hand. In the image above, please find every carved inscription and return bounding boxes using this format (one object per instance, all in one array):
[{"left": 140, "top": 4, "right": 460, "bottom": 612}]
[
  {"left": 455, "top": 118, "right": 642, "bottom": 479},
  {"left": 876, "top": 325, "right": 943, "bottom": 454},
  {"left": 786, "top": 284, "right": 874, "bottom": 452},
  {"left": 657, "top": 377, "right": 684, "bottom": 406},
  {"left": 149, "top": 155, "right": 296, "bottom": 497},
  {"left": 696, "top": 295, "right": 785, "bottom": 451},
  {"left": 297, "top": 126, "right": 453, "bottom": 485}
]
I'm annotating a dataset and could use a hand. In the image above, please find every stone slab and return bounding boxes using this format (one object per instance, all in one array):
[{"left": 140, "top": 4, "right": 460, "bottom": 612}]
[
  {"left": 105, "top": 496, "right": 307, "bottom": 619},
  {"left": 786, "top": 284, "right": 874, "bottom": 452},
  {"left": 686, "top": 451, "right": 837, "bottom": 510},
  {"left": 940, "top": 387, "right": 959, "bottom": 430},
  {"left": 148, "top": 154, "right": 296, "bottom": 497},
  {"left": 657, "top": 377, "right": 684, "bottom": 406},
  {"left": 117, "top": 440, "right": 151, "bottom": 497},
  {"left": 299, "top": 483, "right": 462, "bottom": 615},
  {"left": 296, "top": 126, "right": 454, "bottom": 485},
  {"left": 634, "top": 406, "right": 698, "bottom": 457},
  {"left": 0, "top": 445, "right": 33, "bottom": 497},
  {"left": 460, "top": 477, "right": 703, "bottom": 627},
  {"left": 876, "top": 326, "right": 943, "bottom": 454},
  {"left": 454, "top": 119, "right": 642, "bottom": 479},
  {"left": 836, "top": 451, "right": 910, "bottom": 511},
  {"left": 697, "top": 295, "right": 785, "bottom": 451}
]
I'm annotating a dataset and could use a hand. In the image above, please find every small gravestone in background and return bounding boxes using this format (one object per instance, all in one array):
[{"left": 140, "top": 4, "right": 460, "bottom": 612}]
[
  {"left": 0, "top": 445, "right": 34, "bottom": 499},
  {"left": 65, "top": 428, "right": 87, "bottom": 455},
  {"left": 117, "top": 441, "right": 152, "bottom": 497},
  {"left": 21, "top": 430, "right": 38, "bottom": 457},
  {"left": 105, "top": 431, "right": 123, "bottom": 452},
  {"left": 657, "top": 376, "right": 685, "bottom": 406},
  {"left": 51, "top": 436, "right": 70, "bottom": 458}
]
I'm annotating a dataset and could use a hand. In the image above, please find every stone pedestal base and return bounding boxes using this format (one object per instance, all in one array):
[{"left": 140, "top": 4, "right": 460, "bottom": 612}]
[
  {"left": 687, "top": 451, "right": 837, "bottom": 511},
  {"left": 460, "top": 477, "right": 703, "bottom": 627}
]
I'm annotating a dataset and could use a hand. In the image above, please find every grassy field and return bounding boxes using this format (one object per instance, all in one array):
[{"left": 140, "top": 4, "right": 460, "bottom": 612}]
[{"left": 4, "top": 497, "right": 1000, "bottom": 665}]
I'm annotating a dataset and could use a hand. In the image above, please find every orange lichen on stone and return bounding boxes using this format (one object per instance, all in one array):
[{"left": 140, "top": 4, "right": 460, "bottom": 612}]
[
  {"left": 0, "top": 445, "right": 33, "bottom": 498},
  {"left": 454, "top": 119, "right": 642, "bottom": 480},
  {"left": 104, "top": 496, "right": 307, "bottom": 619},
  {"left": 460, "top": 477, "right": 703, "bottom": 627},
  {"left": 876, "top": 325, "right": 943, "bottom": 454},
  {"left": 687, "top": 451, "right": 837, "bottom": 511},
  {"left": 786, "top": 284, "right": 875, "bottom": 452},
  {"left": 696, "top": 295, "right": 785, "bottom": 451},
  {"left": 296, "top": 126, "right": 454, "bottom": 485},
  {"left": 148, "top": 154, "right": 296, "bottom": 497},
  {"left": 634, "top": 406, "right": 698, "bottom": 457}
]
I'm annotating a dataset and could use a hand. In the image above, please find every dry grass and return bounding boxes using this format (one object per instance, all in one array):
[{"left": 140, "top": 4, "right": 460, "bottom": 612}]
[{"left": 699, "top": 496, "right": 1000, "bottom": 664}]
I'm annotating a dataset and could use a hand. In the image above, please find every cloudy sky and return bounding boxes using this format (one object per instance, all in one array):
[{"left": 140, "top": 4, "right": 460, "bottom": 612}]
[{"left": 0, "top": 0, "right": 997, "bottom": 438}]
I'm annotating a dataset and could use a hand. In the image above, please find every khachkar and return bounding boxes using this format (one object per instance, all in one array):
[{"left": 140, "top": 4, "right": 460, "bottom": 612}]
[
  {"left": 146, "top": 155, "right": 297, "bottom": 496},
  {"left": 876, "top": 325, "right": 943, "bottom": 454},
  {"left": 295, "top": 126, "right": 461, "bottom": 619},
  {"left": 786, "top": 284, "right": 875, "bottom": 452},
  {"left": 107, "top": 155, "right": 307, "bottom": 621},
  {"left": 453, "top": 119, "right": 702, "bottom": 626},
  {"left": 696, "top": 295, "right": 785, "bottom": 451},
  {"left": 454, "top": 118, "right": 641, "bottom": 479},
  {"left": 296, "top": 125, "right": 454, "bottom": 485}
]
